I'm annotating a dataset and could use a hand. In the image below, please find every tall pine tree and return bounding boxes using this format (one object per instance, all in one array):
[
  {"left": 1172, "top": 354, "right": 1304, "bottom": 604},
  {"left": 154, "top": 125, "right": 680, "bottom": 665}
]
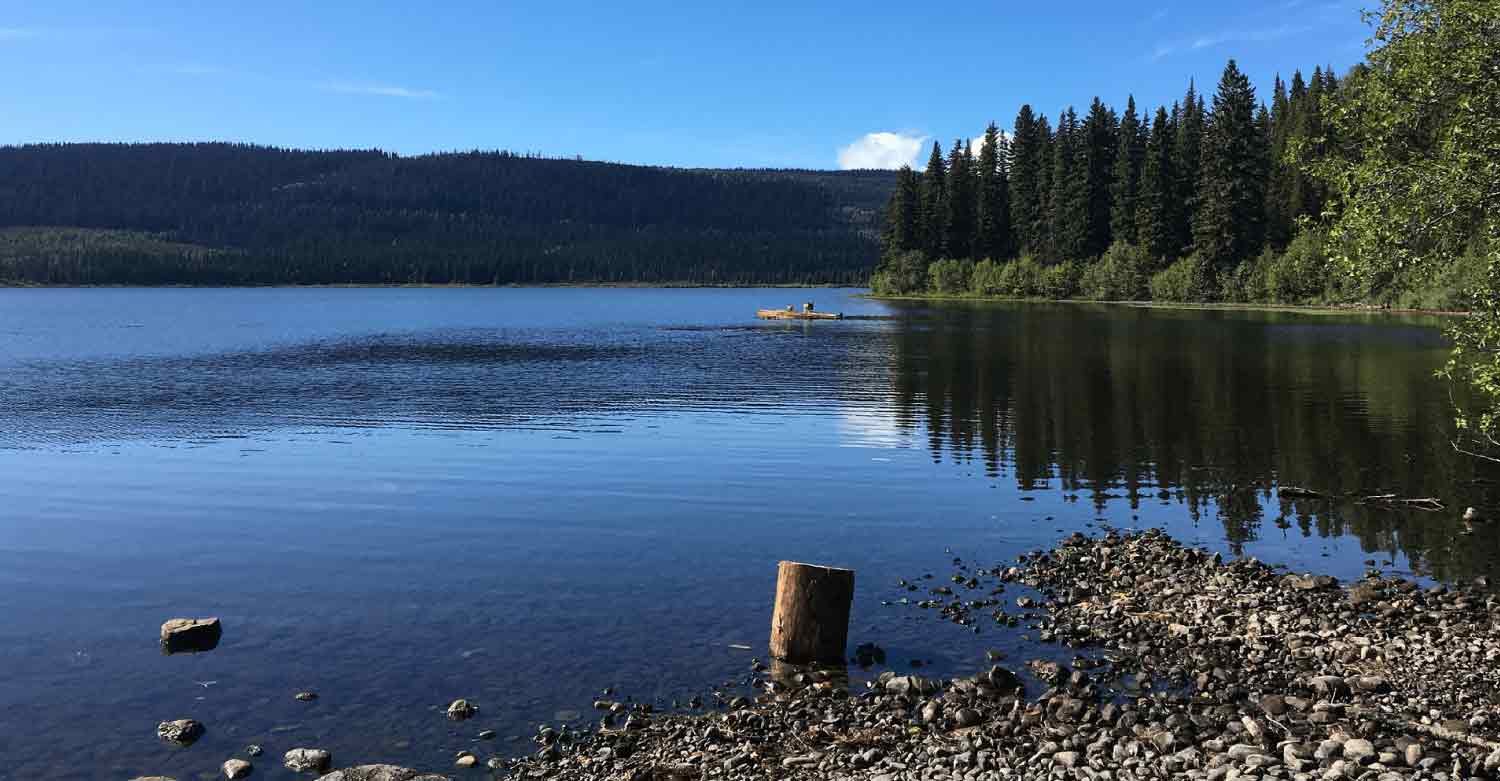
[
  {"left": 881, "top": 165, "right": 922, "bottom": 254},
  {"left": 1135, "top": 106, "right": 1176, "bottom": 264},
  {"left": 1192, "top": 59, "right": 1268, "bottom": 284},
  {"left": 919, "top": 141, "right": 948, "bottom": 257},
  {"left": 944, "top": 138, "right": 975, "bottom": 259},
  {"left": 1008, "top": 106, "right": 1047, "bottom": 257},
  {"left": 1082, "top": 97, "right": 1118, "bottom": 257},
  {"left": 1109, "top": 95, "right": 1146, "bottom": 246},
  {"left": 974, "top": 122, "right": 1010, "bottom": 260},
  {"left": 1264, "top": 74, "right": 1295, "bottom": 249},
  {"left": 1173, "top": 82, "right": 1206, "bottom": 257},
  {"left": 1048, "top": 108, "right": 1090, "bottom": 261}
]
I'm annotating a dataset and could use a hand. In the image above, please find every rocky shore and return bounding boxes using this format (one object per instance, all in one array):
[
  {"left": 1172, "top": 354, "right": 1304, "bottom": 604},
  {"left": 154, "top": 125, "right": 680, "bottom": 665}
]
[{"left": 496, "top": 529, "right": 1500, "bottom": 780}]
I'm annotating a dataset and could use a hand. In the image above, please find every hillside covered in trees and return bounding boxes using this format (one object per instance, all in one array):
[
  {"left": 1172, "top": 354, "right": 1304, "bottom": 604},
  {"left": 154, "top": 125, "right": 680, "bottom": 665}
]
[{"left": 0, "top": 144, "right": 894, "bottom": 285}]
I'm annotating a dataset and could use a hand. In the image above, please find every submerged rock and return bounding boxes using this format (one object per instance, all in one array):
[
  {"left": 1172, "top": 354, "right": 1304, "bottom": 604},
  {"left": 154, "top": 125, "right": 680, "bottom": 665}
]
[
  {"left": 156, "top": 719, "right": 205, "bottom": 746},
  {"left": 283, "top": 748, "right": 332, "bottom": 773},
  {"left": 160, "top": 618, "right": 222, "bottom": 654},
  {"left": 445, "top": 699, "right": 477, "bottom": 721}
]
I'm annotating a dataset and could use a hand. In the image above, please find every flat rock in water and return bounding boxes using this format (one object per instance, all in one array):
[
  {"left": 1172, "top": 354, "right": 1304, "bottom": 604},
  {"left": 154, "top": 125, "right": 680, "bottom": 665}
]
[
  {"left": 156, "top": 719, "right": 205, "bottom": 746},
  {"left": 284, "top": 748, "right": 333, "bottom": 773},
  {"left": 160, "top": 618, "right": 222, "bottom": 654},
  {"left": 222, "top": 759, "right": 252, "bottom": 779},
  {"left": 314, "top": 765, "right": 450, "bottom": 781}
]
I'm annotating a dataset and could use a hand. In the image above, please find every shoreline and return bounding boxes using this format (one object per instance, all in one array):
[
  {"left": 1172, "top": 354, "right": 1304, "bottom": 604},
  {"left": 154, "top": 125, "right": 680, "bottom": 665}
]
[
  {"left": 128, "top": 530, "right": 1500, "bottom": 780},
  {"left": 488, "top": 529, "right": 1497, "bottom": 780},
  {"left": 862, "top": 293, "right": 1470, "bottom": 318}
]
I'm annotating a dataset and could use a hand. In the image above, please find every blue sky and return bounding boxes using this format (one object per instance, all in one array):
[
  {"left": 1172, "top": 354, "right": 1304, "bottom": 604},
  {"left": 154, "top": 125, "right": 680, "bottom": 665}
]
[{"left": 0, "top": 0, "right": 1373, "bottom": 170}]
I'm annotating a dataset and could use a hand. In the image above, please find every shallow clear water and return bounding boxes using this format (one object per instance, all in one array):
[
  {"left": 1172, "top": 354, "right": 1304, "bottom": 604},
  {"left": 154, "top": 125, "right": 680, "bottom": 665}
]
[{"left": 0, "top": 287, "right": 1494, "bottom": 780}]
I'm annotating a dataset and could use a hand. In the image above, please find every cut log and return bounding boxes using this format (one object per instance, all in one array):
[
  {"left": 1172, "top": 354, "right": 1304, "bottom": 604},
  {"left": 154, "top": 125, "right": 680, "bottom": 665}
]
[{"left": 769, "top": 561, "right": 854, "bottom": 664}]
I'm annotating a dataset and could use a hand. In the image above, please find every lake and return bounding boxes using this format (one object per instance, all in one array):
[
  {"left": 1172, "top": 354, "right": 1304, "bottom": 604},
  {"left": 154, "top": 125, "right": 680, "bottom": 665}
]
[{"left": 0, "top": 287, "right": 1494, "bottom": 780}]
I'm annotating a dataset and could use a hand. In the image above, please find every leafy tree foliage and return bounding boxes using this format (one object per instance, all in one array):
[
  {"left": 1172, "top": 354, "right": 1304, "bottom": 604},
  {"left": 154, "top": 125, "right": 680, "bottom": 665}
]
[{"left": 1315, "top": 0, "right": 1500, "bottom": 456}]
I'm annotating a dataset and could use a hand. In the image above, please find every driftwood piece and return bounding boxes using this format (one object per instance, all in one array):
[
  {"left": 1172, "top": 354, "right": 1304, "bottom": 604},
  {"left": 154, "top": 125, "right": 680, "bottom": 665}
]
[
  {"left": 1357, "top": 494, "right": 1446, "bottom": 511},
  {"left": 770, "top": 561, "right": 855, "bottom": 664},
  {"left": 1277, "top": 486, "right": 1327, "bottom": 499}
]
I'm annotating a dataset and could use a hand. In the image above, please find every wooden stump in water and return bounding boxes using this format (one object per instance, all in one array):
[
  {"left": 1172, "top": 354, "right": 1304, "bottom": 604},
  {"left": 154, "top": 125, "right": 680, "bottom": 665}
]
[{"left": 769, "top": 561, "right": 854, "bottom": 664}]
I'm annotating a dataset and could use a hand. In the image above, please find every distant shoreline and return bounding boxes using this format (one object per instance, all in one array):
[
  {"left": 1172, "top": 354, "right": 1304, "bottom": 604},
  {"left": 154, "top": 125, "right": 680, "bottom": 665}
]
[{"left": 863, "top": 293, "right": 1469, "bottom": 318}]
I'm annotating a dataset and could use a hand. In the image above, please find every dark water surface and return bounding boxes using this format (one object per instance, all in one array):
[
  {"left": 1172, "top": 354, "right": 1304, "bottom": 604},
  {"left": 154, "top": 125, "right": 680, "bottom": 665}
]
[{"left": 1, "top": 288, "right": 1495, "bottom": 780}]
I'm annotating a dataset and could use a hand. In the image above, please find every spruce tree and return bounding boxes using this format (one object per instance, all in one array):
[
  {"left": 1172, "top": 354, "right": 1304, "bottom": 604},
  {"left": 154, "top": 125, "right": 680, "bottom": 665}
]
[
  {"left": 944, "top": 139, "right": 975, "bottom": 259},
  {"left": 1008, "top": 106, "right": 1046, "bottom": 257},
  {"left": 1135, "top": 106, "right": 1176, "bottom": 264},
  {"left": 974, "top": 122, "right": 1010, "bottom": 260},
  {"left": 881, "top": 165, "right": 922, "bottom": 254},
  {"left": 919, "top": 141, "right": 948, "bottom": 257},
  {"left": 1173, "top": 81, "right": 1205, "bottom": 256},
  {"left": 1048, "top": 108, "right": 1090, "bottom": 261},
  {"left": 1109, "top": 95, "right": 1146, "bottom": 245},
  {"left": 1192, "top": 59, "right": 1268, "bottom": 284},
  {"left": 1264, "top": 75, "right": 1294, "bottom": 249},
  {"left": 1082, "top": 97, "right": 1118, "bottom": 257},
  {"left": 1036, "top": 115, "right": 1054, "bottom": 257}
]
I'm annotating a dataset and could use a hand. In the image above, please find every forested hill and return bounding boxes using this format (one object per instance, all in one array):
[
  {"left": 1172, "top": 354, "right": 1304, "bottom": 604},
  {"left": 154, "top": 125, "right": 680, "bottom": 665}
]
[{"left": 0, "top": 143, "right": 896, "bottom": 285}]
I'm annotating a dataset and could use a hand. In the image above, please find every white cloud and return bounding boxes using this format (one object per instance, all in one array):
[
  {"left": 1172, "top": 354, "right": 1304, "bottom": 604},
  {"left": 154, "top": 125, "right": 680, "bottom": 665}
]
[
  {"left": 837, "top": 131, "right": 927, "bottom": 170},
  {"left": 315, "top": 81, "right": 439, "bottom": 99}
]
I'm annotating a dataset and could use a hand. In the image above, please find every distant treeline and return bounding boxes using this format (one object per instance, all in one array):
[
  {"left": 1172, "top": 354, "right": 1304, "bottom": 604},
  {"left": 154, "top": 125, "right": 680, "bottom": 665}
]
[
  {"left": 0, "top": 143, "right": 895, "bottom": 285},
  {"left": 874, "top": 57, "right": 1485, "bottom": 310}
]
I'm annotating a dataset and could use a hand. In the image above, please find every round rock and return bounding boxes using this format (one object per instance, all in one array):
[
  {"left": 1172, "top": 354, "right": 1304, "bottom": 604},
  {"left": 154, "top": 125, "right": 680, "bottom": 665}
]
[
  {"left": 156, "top": 719, "right": 205, "bottom": 746},
  {"left": 283, "top": 747, "right": 332, "bottom": 773}
]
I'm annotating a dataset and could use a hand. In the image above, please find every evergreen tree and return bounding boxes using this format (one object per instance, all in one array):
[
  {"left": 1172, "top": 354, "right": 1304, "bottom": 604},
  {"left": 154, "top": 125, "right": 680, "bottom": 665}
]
[
  {"left": 944, "top": 138, "right": 975, "bottom": 259},
  {"left": 1265, "top": 75, "right": 1295, "bottom": 249},
  {"left": 974, "top": 122, "right": 1010, "bottom": 260},
  {"left": 1008, "top": 106, "right": 1047, "bottom": 257},
  {"left": 1109, "top": 95, "right": 1146, "bottom": 245},
  {"left": 1036, "top": 115, "right": 1054, "bottom": 257},
  {"left": 919, "top": 141, "right": 948, "bottom": 257},
  {"left": 1192, "top": 59, "right": 1269, "bottom": 283},
  {"left": 882, "top": 165, "right": 922, "bottom": 253},
  {"left": 1048, "top": 108, "right": 1090, "bottom": 261},
  {"left": 1135, "top": 106, "right": 1176, "bottom": 264},
  {"left": 1173, "top": 81, "right": 1206, "bottom": 256},
  {"left": 1082, "top": 97, "right": 1118, "bottom": 257}
]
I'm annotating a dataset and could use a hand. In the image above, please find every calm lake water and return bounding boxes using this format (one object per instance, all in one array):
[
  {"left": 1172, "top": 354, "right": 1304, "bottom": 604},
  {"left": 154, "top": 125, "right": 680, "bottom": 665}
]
[{"left": 1, "top": 287, "right": 1495, "bottom": 780}]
